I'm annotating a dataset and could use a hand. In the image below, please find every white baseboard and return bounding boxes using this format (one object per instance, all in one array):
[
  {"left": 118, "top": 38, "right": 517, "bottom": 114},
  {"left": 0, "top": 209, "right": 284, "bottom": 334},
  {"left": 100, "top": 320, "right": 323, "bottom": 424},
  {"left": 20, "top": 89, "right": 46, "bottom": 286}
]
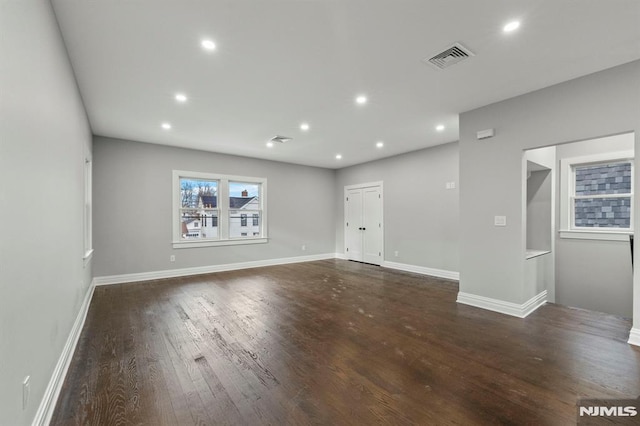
[
  {"left": 32, "top": 280, "right": 95, "bottom": 426},
  {"left": 382, "top": 261, "right": 459, "bottom": 281},
  {"left": 335, "top": 252, "right": 347, "bottom": 260},
  {"left": 628, "top": 328, "right": 640, "bottom": 347},
  {"left": 93, "top": 253, "right": 338, "bottom": 286},
  {"left": 457, "top": 290, "right": 548, "bottom": 318}
]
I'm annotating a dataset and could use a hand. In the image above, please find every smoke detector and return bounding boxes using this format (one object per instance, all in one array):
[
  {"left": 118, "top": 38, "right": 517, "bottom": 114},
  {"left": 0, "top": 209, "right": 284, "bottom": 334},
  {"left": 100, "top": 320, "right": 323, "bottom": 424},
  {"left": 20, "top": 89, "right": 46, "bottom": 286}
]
[
  {"left": 424, "top": 43, "right": 475, "bottom": 70},
  {"left": 270, "top": 135, "right": 292, "bottom": 144}
]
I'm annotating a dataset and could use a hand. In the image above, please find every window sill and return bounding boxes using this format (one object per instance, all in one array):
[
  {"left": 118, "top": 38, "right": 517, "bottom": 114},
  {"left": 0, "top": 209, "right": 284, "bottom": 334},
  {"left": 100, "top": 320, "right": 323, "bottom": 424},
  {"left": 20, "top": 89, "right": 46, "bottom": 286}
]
[
  {"left": 83, "top": 249, "right": 94, "bottom": 267},
  {"left": 172, "top": 238, "right": 268, "bottom": 249},
  {"left": 559, "top": 230, "right": 633, "bottom": 241}
]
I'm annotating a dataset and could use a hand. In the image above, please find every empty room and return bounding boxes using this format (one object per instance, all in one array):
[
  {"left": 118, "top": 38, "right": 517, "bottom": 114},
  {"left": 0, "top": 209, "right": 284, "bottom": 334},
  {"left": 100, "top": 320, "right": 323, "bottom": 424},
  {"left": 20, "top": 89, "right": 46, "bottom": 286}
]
[{"left": 2, "top": 0, "right": 640, "bottom": 425}]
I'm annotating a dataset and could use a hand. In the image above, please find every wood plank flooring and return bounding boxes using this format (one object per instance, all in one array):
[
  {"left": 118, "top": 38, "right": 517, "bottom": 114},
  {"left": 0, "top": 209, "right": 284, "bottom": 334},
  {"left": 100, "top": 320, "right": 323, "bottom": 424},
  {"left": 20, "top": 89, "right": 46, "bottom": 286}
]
[{"left": 51, "top": 259, "right": 640, "bottom": 425}]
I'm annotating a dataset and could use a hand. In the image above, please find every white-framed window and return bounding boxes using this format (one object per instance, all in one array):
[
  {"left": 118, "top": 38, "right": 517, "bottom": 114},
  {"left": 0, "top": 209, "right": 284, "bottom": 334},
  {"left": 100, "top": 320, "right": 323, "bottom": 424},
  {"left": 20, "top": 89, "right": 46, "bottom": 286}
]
[
  {"left": 83, "top": 156, "right": 93, "bottom": 266},
  {"left": 172, "top": 171, "right": 268, "bottom": 248},
  {"left": 560, "top": 150, "right": 633, "bottom": 241}
]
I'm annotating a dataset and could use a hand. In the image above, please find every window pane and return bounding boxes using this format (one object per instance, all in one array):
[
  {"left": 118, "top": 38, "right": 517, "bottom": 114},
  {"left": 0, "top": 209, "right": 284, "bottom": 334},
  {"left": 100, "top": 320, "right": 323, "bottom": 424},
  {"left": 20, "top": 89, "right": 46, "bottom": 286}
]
[
  {"left": 574, "top": 197, "right": 631, "bottom": 228},
  {"left": 229, "top": 210, "right": 260, "bottom": 238},
  {"left": 229, "top": 182, "right": 261, "bottom": 238},
  {"left": 180, "top": 209, "right": 218, "bottom": 239},
  {"left": 180, "top": 178, "right": 218, "bottom": 208},
  {"left": 229, "top": 182, "right": 260, "bottom": 209},
  {"left": 575, "top": 163, "right": 631, "bottom": 195}
]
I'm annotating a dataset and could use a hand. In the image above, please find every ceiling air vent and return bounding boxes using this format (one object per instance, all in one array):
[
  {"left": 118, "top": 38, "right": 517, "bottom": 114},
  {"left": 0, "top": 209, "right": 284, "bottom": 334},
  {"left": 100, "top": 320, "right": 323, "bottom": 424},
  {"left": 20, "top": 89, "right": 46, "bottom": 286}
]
[
  {"left": 424, "top": 43, "right": 475, "bottom": 70},
  {"left": 270, "top": 135, "right": 292, "bottom": 144}
]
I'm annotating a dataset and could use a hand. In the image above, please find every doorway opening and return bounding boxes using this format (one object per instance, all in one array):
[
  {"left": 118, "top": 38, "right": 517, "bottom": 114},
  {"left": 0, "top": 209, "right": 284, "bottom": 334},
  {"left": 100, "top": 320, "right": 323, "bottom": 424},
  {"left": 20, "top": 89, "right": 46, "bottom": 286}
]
[{"left": 523, "top": 132, "right": 635, "bottom": 319}]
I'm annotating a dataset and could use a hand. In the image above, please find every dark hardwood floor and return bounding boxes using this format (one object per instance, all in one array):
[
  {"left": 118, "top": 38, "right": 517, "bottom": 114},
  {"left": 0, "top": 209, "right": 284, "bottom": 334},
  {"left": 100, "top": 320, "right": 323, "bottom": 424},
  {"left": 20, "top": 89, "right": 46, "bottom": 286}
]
[{"left": 51, "top": 259, "right": 640, "bottom": 425}]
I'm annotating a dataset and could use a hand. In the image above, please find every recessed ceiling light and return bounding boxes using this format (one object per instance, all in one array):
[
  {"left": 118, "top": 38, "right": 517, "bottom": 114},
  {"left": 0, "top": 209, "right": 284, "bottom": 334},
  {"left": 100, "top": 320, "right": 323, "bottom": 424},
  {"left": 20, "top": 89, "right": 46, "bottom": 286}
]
[
  {"left": 503, "top": 21, "right": 520, "bottom": 33},
  {"left": 355, "top": 95, "right": 367, "bottom": 105},
  {"left": 300, "top": 123, "right": 310, "bottom": 131},
  {"left": 175, "top": 93, "right": 187, "bottom": 103},
  {"left": 436, "top": 124, "right": 445, "bottom": 132},
  {"left": 376, "top": 141, "right": 384, "bottom": 148},
  {"left": 336, "top": 154, "right": 342, "bottom": 160},
  {"left": 161, "top": 122, "right": 172, "bottom": 130},
  {"left": 201, "top": 39, "right": 216, "bottom": 51},
  {"left": 266, "top": 141, "right": 274, "bottom": 148}
]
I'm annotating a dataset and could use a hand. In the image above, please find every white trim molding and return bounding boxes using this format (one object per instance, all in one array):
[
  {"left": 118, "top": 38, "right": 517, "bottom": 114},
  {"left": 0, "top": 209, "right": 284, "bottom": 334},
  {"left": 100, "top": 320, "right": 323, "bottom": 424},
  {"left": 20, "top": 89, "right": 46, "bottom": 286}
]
[
  {"left": 559, "top": 147, "right": 634, "bottom": 234},
  {"left": 382, "top": 261, "right": 459, "bottom": 281},
  {"left": 457, "top": 290, "right": 548, "bottom": 318},
  {"left": 94, "top": 253, "right": 337, "bottom": 286},
  {"left": 628, "top": 328, "right": 640, "bottom": 347},
  {"left": 32, "top": 280, "right": 95, "bottom": 426},
  {"left": 173, "top": 237, "right": 268, "bottom": 249},
  {"left": 558, "top": 230, "right": 631, "bottom": 241}
]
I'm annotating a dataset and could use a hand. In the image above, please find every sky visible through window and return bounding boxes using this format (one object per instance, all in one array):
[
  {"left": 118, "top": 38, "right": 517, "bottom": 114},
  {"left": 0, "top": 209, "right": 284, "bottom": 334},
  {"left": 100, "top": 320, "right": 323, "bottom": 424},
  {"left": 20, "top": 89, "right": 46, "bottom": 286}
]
[
  {"left": 180, "top": 178, "right": 217, "bottom": 207},
  {"left": 229, "top": 182, "right": 260, "bottom": 198}
]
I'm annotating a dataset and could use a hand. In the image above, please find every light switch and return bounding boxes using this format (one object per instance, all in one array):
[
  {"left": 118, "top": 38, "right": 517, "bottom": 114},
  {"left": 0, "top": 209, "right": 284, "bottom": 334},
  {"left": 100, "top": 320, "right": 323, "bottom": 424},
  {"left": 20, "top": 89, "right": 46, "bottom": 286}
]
[{"left": 494, "top": 216, "right": 507, "bottom": 226}]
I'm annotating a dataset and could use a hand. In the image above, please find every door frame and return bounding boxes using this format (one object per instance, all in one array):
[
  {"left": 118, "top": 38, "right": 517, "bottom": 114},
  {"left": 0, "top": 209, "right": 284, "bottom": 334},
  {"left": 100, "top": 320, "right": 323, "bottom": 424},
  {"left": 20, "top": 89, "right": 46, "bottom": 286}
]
[{"left": 344, "top": 181, "right": 384, "bottom": 264}]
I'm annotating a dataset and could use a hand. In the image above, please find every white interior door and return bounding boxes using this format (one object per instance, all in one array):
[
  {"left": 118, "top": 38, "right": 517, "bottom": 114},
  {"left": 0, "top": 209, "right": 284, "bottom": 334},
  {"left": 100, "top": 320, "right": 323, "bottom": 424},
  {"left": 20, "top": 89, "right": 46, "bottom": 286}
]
[
  {"left": 362, "top": 187, "right": 382, "bottom": 264},
  {"left": 344, "top": 183, "right": 383, "bottom": 265},
  {"left": 345, "top": 189, "right": 363, "bottom": 261}
]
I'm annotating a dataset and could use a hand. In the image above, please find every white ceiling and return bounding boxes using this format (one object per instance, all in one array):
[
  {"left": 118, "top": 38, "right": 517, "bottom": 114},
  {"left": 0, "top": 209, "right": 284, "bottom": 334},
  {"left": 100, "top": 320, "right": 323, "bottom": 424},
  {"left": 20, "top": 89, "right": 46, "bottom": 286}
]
[{"left": 51, "top": 0, "right": 640, "bottom": 169}]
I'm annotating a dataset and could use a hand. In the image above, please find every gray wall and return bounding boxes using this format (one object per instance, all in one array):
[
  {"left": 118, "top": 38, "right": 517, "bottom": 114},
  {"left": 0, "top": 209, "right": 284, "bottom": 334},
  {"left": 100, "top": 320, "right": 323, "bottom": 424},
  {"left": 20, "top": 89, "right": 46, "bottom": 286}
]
[
  {"left": 459, "top": 59, "right": 640, "bottom": 332},
  {"left": 527, "top": 169, "right": 552, "bottom": 252},
  {"left": 93, "top": 136, "right": 336, "bottom": 276},
  {"left": 555, "top": 134, "right": 634, "bottom": 317},
  {"left": 0, "top": 1, "right": 93, "bottom": 424},
  {"left": 335, "top": 142, "right": 459, "bottom": 272}
]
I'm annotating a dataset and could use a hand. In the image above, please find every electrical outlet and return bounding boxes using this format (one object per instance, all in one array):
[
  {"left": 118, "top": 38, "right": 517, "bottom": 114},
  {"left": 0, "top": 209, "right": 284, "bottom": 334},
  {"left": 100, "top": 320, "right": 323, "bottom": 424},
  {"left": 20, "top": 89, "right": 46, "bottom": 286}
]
[
  {"left": 23, "top": 376, "right": 30, "bottom": 410},
  {"left": 170, "top": 255, "right": 175, "bottom": 262},
  {"left": 394, "top": 251, "right": 399, "bottom": 257},
  {"left": 301, "top": 245, "right": 306, "bottom": 251}
]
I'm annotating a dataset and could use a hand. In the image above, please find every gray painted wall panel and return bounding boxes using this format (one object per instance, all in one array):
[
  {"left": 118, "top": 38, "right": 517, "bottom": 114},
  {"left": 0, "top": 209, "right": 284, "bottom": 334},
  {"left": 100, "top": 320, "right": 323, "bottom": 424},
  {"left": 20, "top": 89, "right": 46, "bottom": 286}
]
[
  {"left": 92, "top": 137, "right": 336, "bottom": 276},
  {"left": 555, "top": 134, "right": 634, "bottom": 317},
  {"left": 459, "top": 60, "right": 640, "bottom": 328},
  {"left": 0, "top": 1, "right": 93, "bottom": 424},
  {"left": 335, "top": 142, "right": 459, "bottom": 272},
  {"left": 527, "top": 170, "right": 552, "bottom": 252}
]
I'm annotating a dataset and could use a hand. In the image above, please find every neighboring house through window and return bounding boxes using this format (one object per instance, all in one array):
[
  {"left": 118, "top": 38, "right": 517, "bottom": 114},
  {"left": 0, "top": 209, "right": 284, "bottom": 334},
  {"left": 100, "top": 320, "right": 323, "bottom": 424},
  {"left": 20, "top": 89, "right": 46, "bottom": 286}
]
[
  {"left": 560, "top": 149, "right": 633, "bottom": 240},
  {"left": 172, "top": 171, "right": 267, "bottom": 248}
]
